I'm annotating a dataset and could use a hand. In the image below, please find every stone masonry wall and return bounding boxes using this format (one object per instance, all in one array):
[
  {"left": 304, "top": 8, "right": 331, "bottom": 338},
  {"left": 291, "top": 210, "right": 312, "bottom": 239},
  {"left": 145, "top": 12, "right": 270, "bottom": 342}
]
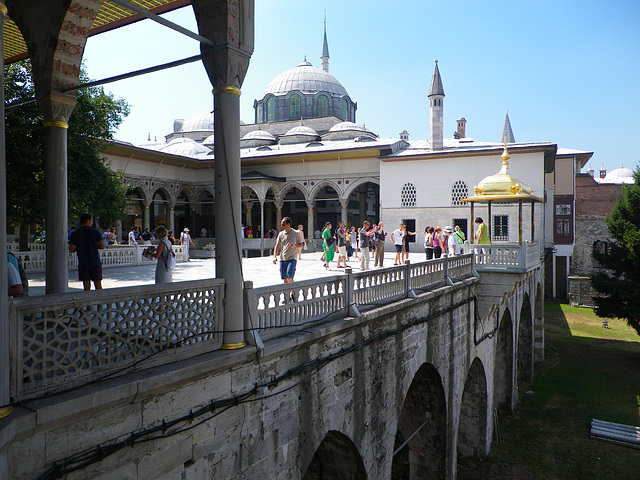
[{"left": 2, "top": 272, "right": 540, "bottom": 480}]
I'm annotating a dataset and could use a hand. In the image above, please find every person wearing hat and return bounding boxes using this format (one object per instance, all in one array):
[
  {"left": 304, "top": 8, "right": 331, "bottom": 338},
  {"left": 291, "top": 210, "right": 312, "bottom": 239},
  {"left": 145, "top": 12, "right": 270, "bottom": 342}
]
[
  {"left": 433, "top": 226, "right": 443, "bottom": 258},
  {"left": 443, "top": 226, "right": 461, "bottom": 257},
  {"left": 180, "top": 228, "right": 195, "bottom": 261}
]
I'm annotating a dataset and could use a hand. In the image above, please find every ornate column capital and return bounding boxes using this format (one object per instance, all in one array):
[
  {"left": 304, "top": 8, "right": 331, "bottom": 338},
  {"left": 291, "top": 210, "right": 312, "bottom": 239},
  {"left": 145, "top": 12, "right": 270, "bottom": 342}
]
[{"left": 39, "top": 92, "right": 77, "bottom": 126}]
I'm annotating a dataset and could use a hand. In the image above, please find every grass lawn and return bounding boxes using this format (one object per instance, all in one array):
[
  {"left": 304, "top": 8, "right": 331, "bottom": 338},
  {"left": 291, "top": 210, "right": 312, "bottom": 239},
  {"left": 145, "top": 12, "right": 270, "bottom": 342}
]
[{"left": 458, "top": 302, "right": 640, "bottom": 480}]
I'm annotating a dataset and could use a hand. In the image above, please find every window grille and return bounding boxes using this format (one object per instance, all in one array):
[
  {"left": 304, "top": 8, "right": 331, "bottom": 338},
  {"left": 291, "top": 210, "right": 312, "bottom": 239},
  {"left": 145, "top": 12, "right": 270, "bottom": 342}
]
[
  {"left": 451, "top": 180, "right": 468, "bottom": 206},
  {"left": 401, "top": 183, "right": 417, "bottom": 207},
  {"left": 493, "top": 215, "right": 509, "bottom": 241}
]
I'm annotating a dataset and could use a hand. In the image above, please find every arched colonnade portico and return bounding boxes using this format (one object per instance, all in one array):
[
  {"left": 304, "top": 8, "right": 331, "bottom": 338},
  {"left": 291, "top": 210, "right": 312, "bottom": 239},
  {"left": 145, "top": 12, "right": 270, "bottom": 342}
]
[
  {"left": 123, "top": 179, "right": 215, "bottom": 240},
  {"left": 241, "top": 177, "right": 380, "bottom": 241}
]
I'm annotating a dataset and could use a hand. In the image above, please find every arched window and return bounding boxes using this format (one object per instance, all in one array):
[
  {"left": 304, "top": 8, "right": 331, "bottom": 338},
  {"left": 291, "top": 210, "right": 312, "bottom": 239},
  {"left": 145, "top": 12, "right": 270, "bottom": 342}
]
[
  {"left": 266, "top": 97, "right": 275, "bottom": 122},
  {"left": 451, "top": 180, "right": 469, "bottom": 206},
  {"left": 340, "top": 98, "right": 348, "bottom": 120},
  {"left": 401, "top": 183, "right": 417, "bottom": 207},
  {"left": 318, "top": 95, "right": 329, "bottom": 117},
  {"left": 289, "top": 95, "right": 301, "bottom": 119}
]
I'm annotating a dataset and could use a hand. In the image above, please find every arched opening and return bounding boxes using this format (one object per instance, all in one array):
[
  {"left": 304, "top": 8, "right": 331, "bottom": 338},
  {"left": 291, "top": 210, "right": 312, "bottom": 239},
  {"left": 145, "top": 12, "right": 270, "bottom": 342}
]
[
  {"left": 458, "top": 358, "right": 488, "bottom": 458},
  {"left": 493, "top": 309, "right": 514, "bottom": 411},
  {"left": 150, "top": 188, "right": 170, "bottom": 230},
  {"left": 345, "top": 181, "right": 380, "bottom": 227},
  {"left": 518, "top": 294, "right": 533, "bottom": 382},
  {"left": 282, "top": 185, "right": 308, "bottom": 230},
  {"left": 195, "top": 189, "right": 215, "bottom": 238},
  {"left": 392, "top": 363, "right": 447, "bottom": 480},
  {"left": 314, "top": 184, "right": 341, "bottom": 229},
  {"left": 263, "top": 187, "right": 278, "bottom": 236},
  {"left": 124, "top": 186, "right": 145, "bottom": 240},
  {"left": 302, "top": 430, "right": 366, "bottom": 480},
  {"left": 241, "top": 186, "right": 259, "bottom": 236},
  {"left": 174, "top": 189, "right": 193, "bottom": 233}
]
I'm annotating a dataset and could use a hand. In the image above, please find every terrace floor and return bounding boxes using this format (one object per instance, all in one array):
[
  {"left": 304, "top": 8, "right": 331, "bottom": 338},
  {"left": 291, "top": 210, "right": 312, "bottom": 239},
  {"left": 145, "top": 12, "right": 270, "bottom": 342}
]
[{"left": 27, "top": 250, "right": 425, "bottom": 296}]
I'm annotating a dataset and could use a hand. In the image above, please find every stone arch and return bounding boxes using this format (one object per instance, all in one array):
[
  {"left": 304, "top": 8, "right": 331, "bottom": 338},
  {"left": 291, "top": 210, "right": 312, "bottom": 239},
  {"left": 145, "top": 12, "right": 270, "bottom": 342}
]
[
  {"left": 279, "top": 183, "right": 310, "bottom": 232},
  {"left": 494, "top": 309, "right": 514, "bottom": 411},
  {"left": 149, "top": 186, "right": 173, "bottom": 230},
  {"left": 124, "top": 183, "right": 147, "bottom": 234},
  {"left": 302, "top": 430, "right": 366, "bottom": 480},
  {"left": 125, "top": 179, "right": 150, "bottom": 206},
  {"left": 342, "top": 177, "right": 380, "bottom": 200},
  {"left": 458, "top": 357, "right": 488, "bottom": 458},
  {"left": 392, "top": 363, "right": 447, "bottom": 480},
  {"left": 343, "top": 179, "right": 380, "bottom": 227},
  {"left": 174, "top": 186, "right": 194, "bottom": 233},
  {"left": 517, "top": 294, "right": 534, "bottom": 382},
  {"left": 277, "top": 182, "right": 309, "bottom": 205},
  {"left": 194, "top": 186, "right": 215, "bottom": 237},
  {"left": 309, "top": 180, "right": 342, "bottom": 203},
  {"left": 311, "top": 182, "right": 342, "bottom": 230}
]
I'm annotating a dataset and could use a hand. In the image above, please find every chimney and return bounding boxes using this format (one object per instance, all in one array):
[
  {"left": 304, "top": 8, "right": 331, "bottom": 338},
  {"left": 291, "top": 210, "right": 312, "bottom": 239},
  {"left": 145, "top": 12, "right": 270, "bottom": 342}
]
[
  {"left": 399, "top": 130, "right": 409, "bottom": 141},
  {"left": 599, "top": 165, "right": 607, "bottom": 179},
  {"left": 586, "top": 165, "right": 594, "bottom": 178},
  {"left": 456, "top": 117, "right": 467, "bottom": 139}
]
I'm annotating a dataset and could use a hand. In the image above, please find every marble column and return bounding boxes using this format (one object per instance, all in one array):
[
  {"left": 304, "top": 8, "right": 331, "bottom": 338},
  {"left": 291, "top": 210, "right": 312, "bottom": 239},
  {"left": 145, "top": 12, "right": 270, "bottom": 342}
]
[
  {"left": 195, "top": 0, "right": 254, "bottom": 350},
  {"left": 144, "top": 205, "right": 150, "bottom": 231},
  {"left": 169, "top": 207, "right": 175, "bottom": 233},
  {"left": 43, "top": 92, "right": 76, "bottom": 294}
]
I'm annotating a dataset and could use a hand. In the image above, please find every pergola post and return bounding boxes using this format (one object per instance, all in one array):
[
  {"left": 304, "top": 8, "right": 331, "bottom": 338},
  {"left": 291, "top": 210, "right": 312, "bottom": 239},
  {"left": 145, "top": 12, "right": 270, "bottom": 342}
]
[
  {"left": 0, "top": 0, "right": 11, "bottom": 419},
  {"left": 42, "top": 93, "right": 76, "bottom": 294},
  {"left": 194, "top": 0, "right": 254, "bottom": 350}
]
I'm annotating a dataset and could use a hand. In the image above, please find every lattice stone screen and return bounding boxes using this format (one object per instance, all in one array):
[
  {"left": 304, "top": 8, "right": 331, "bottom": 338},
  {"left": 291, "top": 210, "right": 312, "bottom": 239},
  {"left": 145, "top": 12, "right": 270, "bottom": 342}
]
[
  {"left": 10, "top": 279, "right": 224, "bottom": 401},
  {"left": 451, "top": 180, "right": 469, "bottom": 206},
  {"left": 401, "top": 183, "right": 417, "bottom": 207}
]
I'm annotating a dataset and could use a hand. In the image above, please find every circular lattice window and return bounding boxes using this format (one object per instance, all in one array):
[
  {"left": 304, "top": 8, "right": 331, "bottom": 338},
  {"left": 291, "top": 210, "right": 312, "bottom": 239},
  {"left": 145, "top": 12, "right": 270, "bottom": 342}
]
[
  {"left": 401, "top": 183, "right": 417, "bottom": 207},
  {"left": 451, "top": 180, "right": 468, "bottom": 206}
]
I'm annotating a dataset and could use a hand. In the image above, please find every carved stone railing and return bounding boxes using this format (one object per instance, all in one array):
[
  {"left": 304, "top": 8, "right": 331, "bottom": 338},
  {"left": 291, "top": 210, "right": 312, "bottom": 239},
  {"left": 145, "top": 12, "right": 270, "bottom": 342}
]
[
  {"left": 473, "top": 242, "right": 541, "bottom": 273},
  {"left": 9, "top": 279, "right": 224, "bottom": 401},
  {"left": 246, "top": 254, "right": 476, "bottom": 341},
  {"left": 12, "top": 244, "right": 187, "bottom": 273}
]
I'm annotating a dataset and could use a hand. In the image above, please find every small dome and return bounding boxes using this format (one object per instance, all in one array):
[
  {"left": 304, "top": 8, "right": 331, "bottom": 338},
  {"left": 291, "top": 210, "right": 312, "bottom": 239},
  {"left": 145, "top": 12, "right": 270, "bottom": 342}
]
[
  {"left": 137, "top": 134, "right": 164, "bottom": 150},
  {"left": 203, "top": 134, "right": 215, "bottom": 146},
  {"left": 602, "top": 166, "right": 634, "bottom": 184},
  {"left": 278, "top": 125, "right": 319, "bottom": 145},
  {"left": 324, "top": 121, "right": 376, "bottom": 141},
  {"left": 181, "top": 111, "right": 213, "bottom": 133},
  {"left": 462, "top": 145, "right": 542, "bottom": 203},
  {"left": 328, "top": 121, "right": 367, "bottom": 133},
  {"left": 261, "top": 62, "right": 349, "bottom": 98},
  {"left": 158, "top": 137, "right": 210, "bottom": 156},
  {"left": 242, "top": 129, "right": 276, "bottom": 141},
  {"left": 241, "top": 129, "right": 277, "bottom": 148},
  {"left": 284, "top": 125, "right": 319, "bottom": 137}
]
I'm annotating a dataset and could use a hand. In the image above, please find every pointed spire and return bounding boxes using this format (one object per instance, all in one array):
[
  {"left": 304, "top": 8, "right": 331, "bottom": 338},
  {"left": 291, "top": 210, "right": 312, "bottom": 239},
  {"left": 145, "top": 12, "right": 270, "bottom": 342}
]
[
  {"left": 501, "top": 109, "right": 515, "bottom": 143},
  {"left": 321, "top": 12, "right": 330, "bottom": 73},
  {"left": 428, "top": 60, "right": 445, "bottom": 97}
]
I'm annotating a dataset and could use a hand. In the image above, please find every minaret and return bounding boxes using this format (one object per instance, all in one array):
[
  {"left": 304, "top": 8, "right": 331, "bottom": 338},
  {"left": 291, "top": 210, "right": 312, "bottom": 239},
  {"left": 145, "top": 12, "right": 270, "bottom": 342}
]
[
  {"left": 501, "top": 109, "right": 515, "bottom": 143},
  {"left": 428, "top": 60, "right": 445, "bottom": 150},
  {"left": 321, "top": 15, "right": 330, "bottom": 73}
]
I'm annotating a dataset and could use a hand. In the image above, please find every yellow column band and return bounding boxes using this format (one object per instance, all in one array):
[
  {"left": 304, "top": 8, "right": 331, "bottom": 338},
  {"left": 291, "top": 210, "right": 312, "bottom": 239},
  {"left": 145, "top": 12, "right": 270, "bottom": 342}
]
[
  {"left": 213, "top": 85, "right": 241, "bottom": 96},
  {"left": 221, "top": 341, "right": 246, "bottom": 350},
  {"left": 44, "top": 120, "right": 69, "bottom": 129}
]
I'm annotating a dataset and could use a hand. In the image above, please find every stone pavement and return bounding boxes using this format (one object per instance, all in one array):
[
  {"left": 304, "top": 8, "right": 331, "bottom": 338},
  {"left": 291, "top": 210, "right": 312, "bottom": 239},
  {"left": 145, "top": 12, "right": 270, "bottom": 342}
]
[{"left": 27, "top": 250, "right": 424, "bottom": 296}]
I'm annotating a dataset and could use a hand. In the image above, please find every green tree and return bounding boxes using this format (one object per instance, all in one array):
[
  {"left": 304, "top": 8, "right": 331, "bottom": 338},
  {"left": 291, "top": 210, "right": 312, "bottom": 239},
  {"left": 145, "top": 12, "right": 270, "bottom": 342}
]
[
  {"left": 5, "top": 60, "right": 130, "bottom": 249},
  {"left": 591, "top": 167, "right": 640, "bottom": 335}
]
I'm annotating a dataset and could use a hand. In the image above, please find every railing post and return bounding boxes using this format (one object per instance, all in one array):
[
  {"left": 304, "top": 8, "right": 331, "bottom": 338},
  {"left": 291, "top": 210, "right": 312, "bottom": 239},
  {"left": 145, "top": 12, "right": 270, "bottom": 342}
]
[
  {"left": 404, "top": 260, "right": 417, "bottom": 298},
  {"left": 243, "top": 281, "right": 263, "bottom": 351},
  {"left": 344, "top": 268, "right": 360, "bottom": 317},
  {"left": 444, "top": 257, "right": 454, "bottom": 286}
]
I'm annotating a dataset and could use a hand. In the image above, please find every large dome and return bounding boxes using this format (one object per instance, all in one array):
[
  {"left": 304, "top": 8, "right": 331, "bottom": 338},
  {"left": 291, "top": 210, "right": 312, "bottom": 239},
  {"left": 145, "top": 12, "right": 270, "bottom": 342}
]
[
  {"left": 601, "top": 166, "right": 634, "bottom": 184},
  {"left": 261, "top": 61, "right": 349, "bottom": 98}
]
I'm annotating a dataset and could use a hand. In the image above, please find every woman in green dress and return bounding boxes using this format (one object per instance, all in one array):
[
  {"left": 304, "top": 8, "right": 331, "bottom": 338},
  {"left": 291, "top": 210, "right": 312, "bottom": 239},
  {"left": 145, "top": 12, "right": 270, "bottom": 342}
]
[{"left": 322, "top": 222, "right": 335, "bottom": 270}]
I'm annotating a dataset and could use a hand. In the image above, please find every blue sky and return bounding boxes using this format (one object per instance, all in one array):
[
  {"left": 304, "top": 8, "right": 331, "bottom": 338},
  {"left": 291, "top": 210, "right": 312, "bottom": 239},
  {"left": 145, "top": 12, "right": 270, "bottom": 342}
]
[{"left": 83, "top": 0, "right": 640, "bottom": 174}]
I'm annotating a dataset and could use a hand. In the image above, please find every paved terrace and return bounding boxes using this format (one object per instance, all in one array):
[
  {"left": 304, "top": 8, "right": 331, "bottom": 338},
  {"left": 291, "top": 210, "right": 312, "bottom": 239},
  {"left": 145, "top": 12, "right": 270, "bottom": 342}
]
[{"left": 27, "top": 251, "right": 416, "bottom": 295}]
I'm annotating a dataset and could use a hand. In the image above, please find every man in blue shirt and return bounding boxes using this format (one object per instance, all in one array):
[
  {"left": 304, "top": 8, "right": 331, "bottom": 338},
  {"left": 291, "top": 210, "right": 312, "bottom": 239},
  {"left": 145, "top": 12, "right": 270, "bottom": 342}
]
[{"left": 69, "top": 214, "right": 105, "bottom": 290}]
